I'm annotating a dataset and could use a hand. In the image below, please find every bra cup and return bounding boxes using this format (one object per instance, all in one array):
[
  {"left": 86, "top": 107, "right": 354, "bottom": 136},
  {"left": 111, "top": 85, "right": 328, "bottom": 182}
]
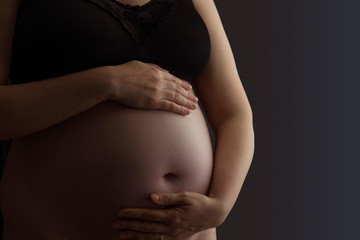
[{"left": 10, "top": 0, "right": 210, "bottom": 84}]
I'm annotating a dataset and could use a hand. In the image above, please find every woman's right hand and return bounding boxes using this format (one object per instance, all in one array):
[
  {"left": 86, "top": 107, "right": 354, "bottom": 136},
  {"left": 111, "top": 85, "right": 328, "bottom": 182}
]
[{"left": 105, "top": 60, "right": 198, "bottom": 115}]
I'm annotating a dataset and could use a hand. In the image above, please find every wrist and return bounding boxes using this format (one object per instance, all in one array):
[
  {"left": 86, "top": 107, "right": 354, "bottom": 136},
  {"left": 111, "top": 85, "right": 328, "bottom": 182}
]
[
  {"left": 209, "top": 197, "right": 230, "bottom": 227},
  {"left": 209, "top": 192, "right": 238, "bottom": 227},
  {"left": 95, "top": 65, "right": 118, "bottom": 101}
]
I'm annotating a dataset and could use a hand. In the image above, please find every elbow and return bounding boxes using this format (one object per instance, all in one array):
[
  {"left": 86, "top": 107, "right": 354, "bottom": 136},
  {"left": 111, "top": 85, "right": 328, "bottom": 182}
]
[
  {"left": 237, "top": 104, "right": 253, "bottom": 121},
  {"left": 212, "top": 109, "right": 253, "bottom": 134},
  {"left": 226, "top": 110, "right": 253, "bottom": 123}
]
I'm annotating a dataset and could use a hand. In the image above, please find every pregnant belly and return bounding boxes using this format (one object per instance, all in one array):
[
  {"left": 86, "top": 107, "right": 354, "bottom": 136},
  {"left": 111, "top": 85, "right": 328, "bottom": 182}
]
[{"left": 0, "top": 101, "right": 214, "bottom": 240}]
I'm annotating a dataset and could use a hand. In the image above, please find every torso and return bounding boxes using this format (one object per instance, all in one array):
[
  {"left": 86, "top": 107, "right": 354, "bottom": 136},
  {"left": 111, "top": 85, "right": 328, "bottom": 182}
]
[
  {"left": 0, "top": 102, "right": 214, "bottom": 240},
  {"left": 0, "top": 0, "right": 214, "bottom": 239}
]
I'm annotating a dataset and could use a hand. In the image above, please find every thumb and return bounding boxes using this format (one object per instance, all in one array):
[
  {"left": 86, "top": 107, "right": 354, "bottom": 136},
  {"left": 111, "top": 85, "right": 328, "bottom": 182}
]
[{"left": 151, "top": 192, "right": 192, "bottom": 206}]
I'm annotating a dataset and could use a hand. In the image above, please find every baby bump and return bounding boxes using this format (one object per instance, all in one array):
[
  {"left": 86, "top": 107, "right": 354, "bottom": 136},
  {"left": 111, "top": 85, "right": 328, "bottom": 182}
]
[{"left": 0, "top": 101, "right": 214, "bottom": 240}]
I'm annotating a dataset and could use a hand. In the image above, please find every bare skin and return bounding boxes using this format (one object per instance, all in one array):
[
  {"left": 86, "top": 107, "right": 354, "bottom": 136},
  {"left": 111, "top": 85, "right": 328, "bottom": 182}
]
[
  {"left": 0, "top": 0, "right": 255, "bottom": 239},
  {"left": 1, "top": 100, "right": 215, "bottom": 240},
  {"left": 110, "top": 1, "right": 255, "bottom": 239}
]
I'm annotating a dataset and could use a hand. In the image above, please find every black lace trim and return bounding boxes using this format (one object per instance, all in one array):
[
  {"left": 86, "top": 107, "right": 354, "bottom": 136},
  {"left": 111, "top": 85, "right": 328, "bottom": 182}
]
[{"left": 85, "top": 0, "right": 182, "bottom": 44}]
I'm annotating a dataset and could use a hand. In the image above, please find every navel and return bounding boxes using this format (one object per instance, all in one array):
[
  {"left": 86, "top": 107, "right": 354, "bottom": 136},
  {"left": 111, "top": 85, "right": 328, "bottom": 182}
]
[{"left": 163, "top": 172, "right": 179, "bottom": 181}]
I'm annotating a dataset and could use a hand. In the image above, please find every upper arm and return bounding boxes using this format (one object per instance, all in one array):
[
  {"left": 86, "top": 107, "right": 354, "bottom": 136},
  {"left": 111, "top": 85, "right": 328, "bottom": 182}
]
[
  {"left": 0, "top": 0, "right": 23, "bottom": 85},
  {"left": 192, "top": 0, "right": 252, "bottom": 131}
]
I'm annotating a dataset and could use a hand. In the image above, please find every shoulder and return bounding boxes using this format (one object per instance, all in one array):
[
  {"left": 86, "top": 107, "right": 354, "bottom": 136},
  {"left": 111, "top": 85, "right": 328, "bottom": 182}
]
[
  {"left": 190, "top": 0, "right": 223, "bottom": 37},
  {"left": 191, "top": 0, "right": 216, "bottom": 16},
  {"left": 191, "top": 0, "right": 252, "bottom": 128}
]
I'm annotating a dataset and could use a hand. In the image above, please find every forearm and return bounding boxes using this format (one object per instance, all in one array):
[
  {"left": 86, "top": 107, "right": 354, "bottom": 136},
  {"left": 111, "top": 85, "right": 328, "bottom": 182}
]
[
  {"left": 0, "top": 67, "right": 110, "bottom": 140},
  {"left": 208, "top": 112, "right": 255, "bottom": 220}
]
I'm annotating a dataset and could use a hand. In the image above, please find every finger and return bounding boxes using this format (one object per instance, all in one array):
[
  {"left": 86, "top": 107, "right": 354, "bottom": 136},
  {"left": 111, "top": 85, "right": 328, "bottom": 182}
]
[
  {"left": 151, "top": 192, "right": 193, "bottom": 207},
  {"left": 164, "top": 74, "right": 192, "bottom": 91},
  {"left": 164, "top": 81, "right": 198, "bottom": 103},
  {"left": 112, "top": 219, "right": 167, "bottom": 233},
  {"left": 158, "top": 99, "right": 191, "bottom": 115},
  {"left": 116, "top": 208, "right": 171, "bottom": 222},
  {"left": 118, "top": 231, "right": 168, "bottom": 240},
  {"left": 161, "top": 90, "right": 197, "bottom": 110}
]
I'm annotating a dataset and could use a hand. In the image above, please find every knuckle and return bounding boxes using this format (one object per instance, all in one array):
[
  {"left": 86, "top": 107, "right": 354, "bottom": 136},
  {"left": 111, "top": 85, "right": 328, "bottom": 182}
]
[
  {"left": 146, "top": 96, "right": 158, "bottom": 108},
  {"left": 151, "top": 68, "right": 162, "bottom": 76},
  {"left": 168, "top": 103, "right": 177, "bottom": 112},
  {"left": 159, "top": 100, "right": 169, "bottom": 109},
  {"left": 187, "top": 91, "right": 194, "bottom": 99},
  {"left": 186, "top": 99, "right": 193, "bottom": 107},
  {"left": 162, "top": 194, "right": 171, "bottom": 204},
  {"left": 147, "top": 85, "right": 159, "bottom": 92},
  {"left": 129, "top": 60, "right": 141, "bottom": 67},
  {"left": 175, "top": 83, "right": 182, "bottom": 92},
  {"left": 174, "top": 93, "right": 181, "bottom": 102},
  {"left": 152, "top": 63, "right": 161, "bottom": 69},
  {"left": 180, "top": 79, "right": 187, "bottom": 87},
  {"left": 151, "top": 75, "right": 162, "bottom": 83},
  {"left": 158, "top": 100, "right": 167, "bottom": 110},
  {"left": 168, "top": 74, "right": 175, "bottom": 82},
  {"left": 180, "top": 107, "right": 187, "bottom": 115},
  {"left": 180, "top": 192, "right": 191, "bottom": 200},
  {"left": 172, "top": 215, "right": 183, "bottom": 226}
]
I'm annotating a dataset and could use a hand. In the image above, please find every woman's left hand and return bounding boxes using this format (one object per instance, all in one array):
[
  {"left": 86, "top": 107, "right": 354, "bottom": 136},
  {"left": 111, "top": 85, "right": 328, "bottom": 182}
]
[{"left": 112, "top": 192, "right": 226, "bottom": 240}]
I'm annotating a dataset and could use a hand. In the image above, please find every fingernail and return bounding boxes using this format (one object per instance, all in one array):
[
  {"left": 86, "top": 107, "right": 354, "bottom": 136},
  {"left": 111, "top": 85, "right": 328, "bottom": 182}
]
[
  {"left": 192, "top": 103, "right": 197, "bottom": 109},
  {"left": 194, "top": 97, "right": 198, "bottom": 102},
  {"left": 152, "top": 194, "right": 160, "bottom": 201}
]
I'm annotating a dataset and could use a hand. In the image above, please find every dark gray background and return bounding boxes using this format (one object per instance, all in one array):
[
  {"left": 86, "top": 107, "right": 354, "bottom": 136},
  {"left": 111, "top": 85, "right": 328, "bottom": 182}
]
[
  {"left": 1, "top": 0, "right": 360, "bottom": 239},
  {"left": 215, "top": 0, "right": 360, "bottom": 239}
]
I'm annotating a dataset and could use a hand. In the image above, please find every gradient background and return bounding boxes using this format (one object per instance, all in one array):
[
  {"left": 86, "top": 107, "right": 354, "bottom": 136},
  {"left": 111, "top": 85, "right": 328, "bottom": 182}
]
[
  {"left": 215, "top": 0, "right": 360, "bottom": 239},
  {"left": 1, "top": 0, "right": 360, "bottom": 239}
]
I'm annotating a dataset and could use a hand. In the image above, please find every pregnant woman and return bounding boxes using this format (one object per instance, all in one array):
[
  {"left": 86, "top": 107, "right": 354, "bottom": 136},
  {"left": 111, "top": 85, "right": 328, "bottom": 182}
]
[{"left": 0, "top": 0, "right": 254, "bottom": 239}]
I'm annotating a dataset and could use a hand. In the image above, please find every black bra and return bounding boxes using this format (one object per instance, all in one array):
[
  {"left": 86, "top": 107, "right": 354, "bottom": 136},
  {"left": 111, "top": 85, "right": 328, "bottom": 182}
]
[{"left": 10, "top": 0, "right": 211, "bottom": 84}]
